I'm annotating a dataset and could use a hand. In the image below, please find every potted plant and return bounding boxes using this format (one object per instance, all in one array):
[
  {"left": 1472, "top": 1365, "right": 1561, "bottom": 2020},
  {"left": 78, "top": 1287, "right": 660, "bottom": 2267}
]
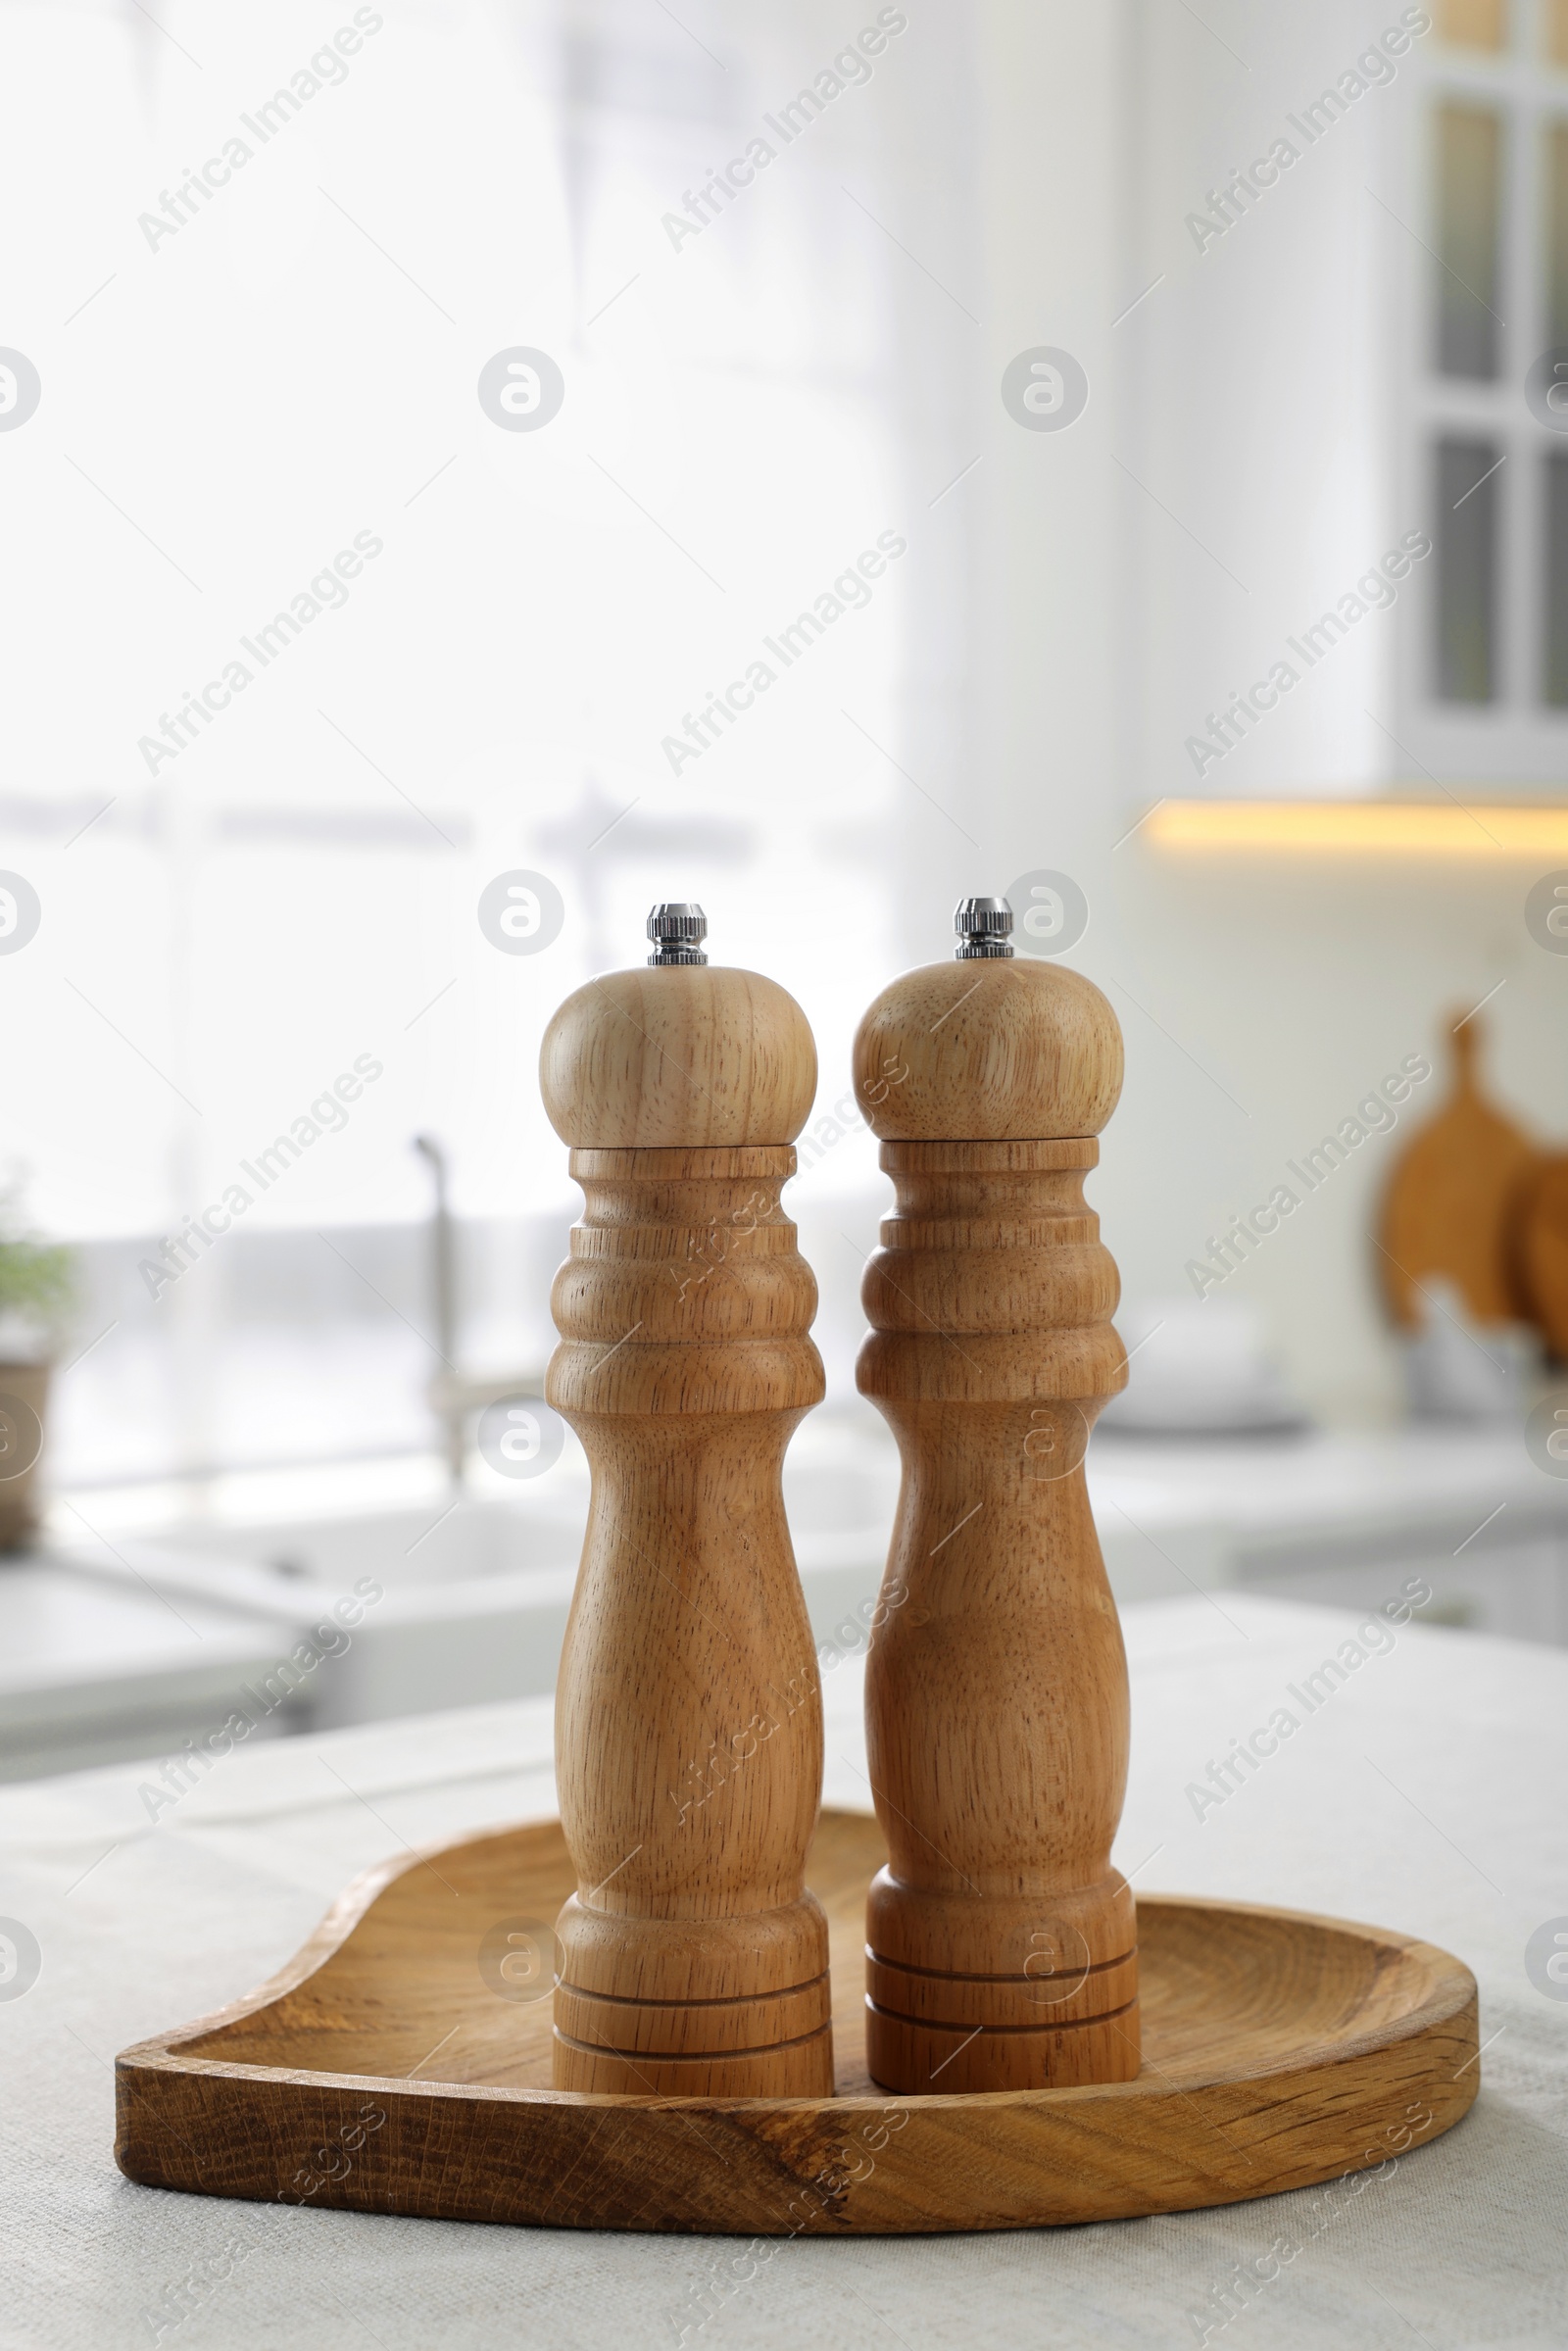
[{"left": 0, "top": 1186, "right": 74, "bottom": 1550}]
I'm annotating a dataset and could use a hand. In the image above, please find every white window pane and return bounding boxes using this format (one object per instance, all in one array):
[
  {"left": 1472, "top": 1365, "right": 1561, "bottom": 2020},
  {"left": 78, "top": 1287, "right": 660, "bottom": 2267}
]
[
  {"left": 1434, "top": 437, "right": 1501, "bottom": 701},
  {"left": 1543, "top": 450, "right": 1568, "bottom": 704},
  {"left": 1435, "top": 103, "right": 1505, "bottom": 379}
]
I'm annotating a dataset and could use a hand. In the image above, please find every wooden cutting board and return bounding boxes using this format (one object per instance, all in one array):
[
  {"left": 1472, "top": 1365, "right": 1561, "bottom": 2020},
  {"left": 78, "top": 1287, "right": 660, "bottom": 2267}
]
[
  {"left": 1378, "top": 1013, "right": 1538, "bottom": 1328},
  {"left": 1516, "top": 1155, "right": 1568, "bottom": 1361}
]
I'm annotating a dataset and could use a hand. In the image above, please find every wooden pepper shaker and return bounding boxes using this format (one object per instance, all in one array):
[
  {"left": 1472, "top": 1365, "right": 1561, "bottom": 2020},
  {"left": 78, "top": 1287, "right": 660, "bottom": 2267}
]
[
  {"left": 539, "top": 905, "right": 834, "bottom": 2096},
  {"left": 853, "top": 896, "right": 1140, "bottom": 2094}
]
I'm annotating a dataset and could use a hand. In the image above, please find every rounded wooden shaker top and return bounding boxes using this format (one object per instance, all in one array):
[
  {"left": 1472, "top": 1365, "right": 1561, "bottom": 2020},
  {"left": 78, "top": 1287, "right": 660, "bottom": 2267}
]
[
  {"left": 853, "top": 957, "right": 1123, "bottom": 1142},
  {"left": 540, "top": 964, "right": 817, "bottom": 1148}
]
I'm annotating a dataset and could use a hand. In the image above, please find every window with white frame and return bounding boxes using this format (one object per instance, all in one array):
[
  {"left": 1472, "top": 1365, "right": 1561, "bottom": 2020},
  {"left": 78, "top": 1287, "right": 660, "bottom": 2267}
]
[
  {"left": 1401, "top": 0, "right": 1568, "bottom": 777},
  {"left": 0, "top": 0, "right": 975, "bottom": 1493}
]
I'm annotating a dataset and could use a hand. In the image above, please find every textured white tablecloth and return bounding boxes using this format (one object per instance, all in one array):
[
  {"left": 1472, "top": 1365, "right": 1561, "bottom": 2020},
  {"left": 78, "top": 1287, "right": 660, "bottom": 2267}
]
[{"left": 3, "top": 1593, "right": 1565, "bottom": 2351}]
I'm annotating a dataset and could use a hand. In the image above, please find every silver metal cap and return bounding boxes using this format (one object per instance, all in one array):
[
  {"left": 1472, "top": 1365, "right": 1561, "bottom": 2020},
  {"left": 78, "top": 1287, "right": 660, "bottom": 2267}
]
[
  {"left": 647, "top": 903, "right": 709, "bottom": 966},
  {"left": 954, "top": 897, "right": 1014, "bottom": 959}
]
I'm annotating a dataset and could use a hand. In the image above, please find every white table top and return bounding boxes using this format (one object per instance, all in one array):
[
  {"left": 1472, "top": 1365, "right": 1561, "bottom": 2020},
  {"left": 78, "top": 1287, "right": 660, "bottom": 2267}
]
[{"left": 4, "top": 1593, "right": 1564, "bottom": 2349}]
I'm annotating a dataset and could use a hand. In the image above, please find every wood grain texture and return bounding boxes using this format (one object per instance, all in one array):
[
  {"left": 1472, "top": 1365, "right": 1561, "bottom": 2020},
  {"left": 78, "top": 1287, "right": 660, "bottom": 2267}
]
[
  {"left": 1515, "top": 1154, "right": 1568, "bottom": 1360},
  {"left": 853, "top": 954, "right": 1136, "bottom": 2094},
  {"left": 1379, "top": 1015, "right": 1539, "bottom": 1328},
  {"left": 540, "top": 965, "right": 817, "bottom": 1148},
  {"left": 852, "top": 959, "right": 1123, "bottom": 1142},
  {"left": 858, "top": 1141, "right": 1134, "bottom": 2092},
  {"left": 542, "top": 959, "right": 830, "bottom": 2097},
  {"left": 114, "top": 1809, "right": 1481, "bottom": 2235},
  {"left": 547, "top": 1147, "right": 830, "bottom": 2096}
]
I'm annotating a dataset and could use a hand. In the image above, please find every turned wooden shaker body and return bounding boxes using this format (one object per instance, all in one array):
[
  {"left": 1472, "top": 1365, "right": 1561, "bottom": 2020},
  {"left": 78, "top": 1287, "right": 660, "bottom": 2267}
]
[
  {"left": 853, "top": 898, "right": 1139, "bottom": 2094},
  {"left": 539, "top": 906, "right": 833, "bottom": 2097}
]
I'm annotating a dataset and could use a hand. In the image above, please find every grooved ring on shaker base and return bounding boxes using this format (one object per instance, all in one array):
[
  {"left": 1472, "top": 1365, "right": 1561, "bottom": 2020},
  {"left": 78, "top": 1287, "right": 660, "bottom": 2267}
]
[
  {"left": 864, "top": 1999, "right": 1142, "bottom": 2095},
  {"left": 864, "top": 1869, "right": 1138, "bottom": 1977},
  {"left": 551, "top": 2021, "right": 835, "bottom": 2098},
  {"left": 865, "top": 1947, "right": 1139, "bottom": 2031},
  {"left": 552, "top": 1892, "right": 830, "bottom": 1994},
  {"left": 554, "top": 1972, "right": 830, "bottom": 2056}
]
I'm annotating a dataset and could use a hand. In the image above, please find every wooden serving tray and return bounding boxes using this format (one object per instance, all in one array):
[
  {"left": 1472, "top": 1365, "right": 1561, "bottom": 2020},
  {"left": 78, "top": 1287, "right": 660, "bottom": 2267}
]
[{"left": 116, "top": 1810, "right": 1478, "bottom": 2233}]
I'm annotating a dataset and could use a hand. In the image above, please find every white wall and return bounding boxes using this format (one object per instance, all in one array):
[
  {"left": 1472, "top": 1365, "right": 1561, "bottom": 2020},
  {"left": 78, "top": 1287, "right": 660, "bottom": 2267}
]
[
  {"left": 1098, "top": 847, "right": 1565, "bottom": 1422},
  {"left": 944, "top": 0, "right": 1568, "bottom": 1425}
]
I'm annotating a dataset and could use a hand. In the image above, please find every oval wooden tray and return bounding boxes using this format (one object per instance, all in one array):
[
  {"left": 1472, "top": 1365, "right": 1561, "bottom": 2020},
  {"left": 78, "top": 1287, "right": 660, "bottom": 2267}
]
[{"left": 115, "top": 1810, "right": 1478, "bottom": 2233}]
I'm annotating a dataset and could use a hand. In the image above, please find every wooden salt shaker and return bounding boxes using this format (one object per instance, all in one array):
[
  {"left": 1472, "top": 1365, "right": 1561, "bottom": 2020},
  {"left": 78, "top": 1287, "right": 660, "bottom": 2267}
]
[
  {"left": 539, "top": 905, "right": 834, "bottom": 2096},
  {"left": 853, "top": 897, "right": 1140, "bottom": 2094}
]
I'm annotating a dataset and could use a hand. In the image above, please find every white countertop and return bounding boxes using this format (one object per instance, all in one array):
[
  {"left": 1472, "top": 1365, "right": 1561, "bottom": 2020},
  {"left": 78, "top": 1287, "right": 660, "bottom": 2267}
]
[
  {"left": 3, "top": 1593, "right": 1564, "bottom": 2348},
  {"left": 0, "top": 1554, "right": 302, "bottom": 1778},
  {"left": 1088, "top": 1421, "right": 1568, "bottom": 1543},
  {"left": 6, "top": 1418, "right": 1566, "bottom": 1782},
  {"left": 1087, "top": 1425, "right": 1568, "bottom": 1643}
]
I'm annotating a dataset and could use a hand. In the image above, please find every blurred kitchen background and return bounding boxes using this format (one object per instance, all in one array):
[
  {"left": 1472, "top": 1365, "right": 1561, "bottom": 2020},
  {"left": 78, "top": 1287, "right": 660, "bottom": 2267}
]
[{"left": 2, "top": 0, "right": 1567, "bottom": 1778}]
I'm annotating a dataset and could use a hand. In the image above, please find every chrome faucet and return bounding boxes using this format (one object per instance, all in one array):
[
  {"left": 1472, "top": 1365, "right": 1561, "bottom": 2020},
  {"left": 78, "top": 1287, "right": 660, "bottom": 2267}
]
[
  {"left": 413, "top": 1136, "right": 464, "bottom": 1483},
  {"left": 413, "top": 1136, "right": 548, "bottom": 1485}
]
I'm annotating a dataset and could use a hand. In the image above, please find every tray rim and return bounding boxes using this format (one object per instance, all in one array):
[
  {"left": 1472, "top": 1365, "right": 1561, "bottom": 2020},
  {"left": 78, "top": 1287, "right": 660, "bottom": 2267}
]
[
  {"left": 117, "top": 1810, "right": 1476, "bottom": 2111},
  {"left": 114, "top": 1810, "right": 1481, "bottom": 2232}
]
